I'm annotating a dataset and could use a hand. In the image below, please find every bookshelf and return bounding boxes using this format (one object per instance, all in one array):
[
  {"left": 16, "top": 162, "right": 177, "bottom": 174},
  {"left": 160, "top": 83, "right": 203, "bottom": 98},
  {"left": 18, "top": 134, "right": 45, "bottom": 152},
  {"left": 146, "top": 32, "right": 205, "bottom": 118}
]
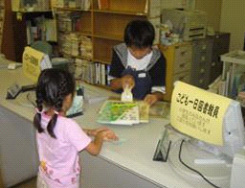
[
  {"left": 1, "top": 0, "right": 17, "bottom": 61},
  {"left": 220, "top": 51, "right": 245, "bottom": 99},
  {"left": 0, "top": 0, "right": 4, "bottom": 52},
  {"left": 55, "top": 0, "right": 161, "bottom": 87},
  {"left": 9, "top": 0, "right": 54, "bottom": 61}
]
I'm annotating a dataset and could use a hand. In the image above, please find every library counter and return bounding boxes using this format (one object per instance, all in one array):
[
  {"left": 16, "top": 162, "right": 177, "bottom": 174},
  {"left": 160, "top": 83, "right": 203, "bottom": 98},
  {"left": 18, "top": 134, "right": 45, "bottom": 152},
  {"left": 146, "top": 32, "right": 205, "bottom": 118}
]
[{"left": 0, "top": 66, "right": 228, "bottom": 188}]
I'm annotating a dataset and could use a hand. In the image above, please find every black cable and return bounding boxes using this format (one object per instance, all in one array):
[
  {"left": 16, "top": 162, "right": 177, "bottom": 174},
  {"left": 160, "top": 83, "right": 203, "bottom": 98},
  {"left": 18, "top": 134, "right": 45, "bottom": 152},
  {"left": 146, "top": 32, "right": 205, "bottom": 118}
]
[{"left": 178, "top": 140, "right": 222, "bottom": 188}]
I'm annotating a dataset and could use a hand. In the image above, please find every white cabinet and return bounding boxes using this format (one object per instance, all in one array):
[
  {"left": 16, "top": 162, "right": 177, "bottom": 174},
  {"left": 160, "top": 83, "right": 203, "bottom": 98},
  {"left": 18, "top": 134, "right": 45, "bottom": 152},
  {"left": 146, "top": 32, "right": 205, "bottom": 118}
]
[{"left": 0, "top": 106, "right": 38, "bottom": 187}]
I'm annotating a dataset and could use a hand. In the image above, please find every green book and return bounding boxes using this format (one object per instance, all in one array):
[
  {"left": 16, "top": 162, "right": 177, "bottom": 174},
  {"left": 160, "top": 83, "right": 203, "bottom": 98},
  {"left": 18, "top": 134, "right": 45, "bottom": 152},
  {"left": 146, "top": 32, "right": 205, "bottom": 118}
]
[{"left": 97, "top": 100, "right": 140, "bottom": 125}]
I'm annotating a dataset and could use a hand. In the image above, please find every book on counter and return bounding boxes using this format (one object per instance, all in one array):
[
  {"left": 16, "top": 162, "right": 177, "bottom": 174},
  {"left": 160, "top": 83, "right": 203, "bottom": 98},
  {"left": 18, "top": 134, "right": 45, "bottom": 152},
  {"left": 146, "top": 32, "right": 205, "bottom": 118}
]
[{"left": 97, "top": 100, "right": 149, "bottom": 125}]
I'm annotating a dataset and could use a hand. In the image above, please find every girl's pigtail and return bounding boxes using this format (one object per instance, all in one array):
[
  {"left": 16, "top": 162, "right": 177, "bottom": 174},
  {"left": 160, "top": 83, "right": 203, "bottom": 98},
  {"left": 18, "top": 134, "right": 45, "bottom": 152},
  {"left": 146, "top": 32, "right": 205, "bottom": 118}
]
[
  {"left": 47, "top": 92, "right": 64, "bottom": 138},
  {"left": 47, "top": 113, "right": 58, "bottom": 138},
  {"left": 34, "top": 91, "right": 44, "bottom": 133}
]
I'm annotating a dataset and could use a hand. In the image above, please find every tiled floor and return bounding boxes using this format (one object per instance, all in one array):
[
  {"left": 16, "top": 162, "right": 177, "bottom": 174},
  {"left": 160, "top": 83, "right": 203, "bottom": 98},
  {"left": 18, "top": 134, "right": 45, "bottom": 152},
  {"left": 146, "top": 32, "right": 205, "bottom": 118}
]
[{"left": 11, "top": 177, "right": 37, "bottom": 188}]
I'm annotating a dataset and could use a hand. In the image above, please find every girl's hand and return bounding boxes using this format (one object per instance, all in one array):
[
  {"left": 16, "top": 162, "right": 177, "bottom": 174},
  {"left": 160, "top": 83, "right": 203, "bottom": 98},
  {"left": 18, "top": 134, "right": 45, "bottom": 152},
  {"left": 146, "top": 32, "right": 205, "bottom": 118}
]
[
  {"left": 102, "top": 129, "right": 118, "bottom": 141},
  {"left": 89, "top": 127, "right": 118, "bottom": 141},
  {"left": 96, "top": 129, "right": 118, "bottom": 141},
  {"left": 86, "top": 129, "right": 118, "bottom": 156},
  {"left": 91, "top": 127, "right": 109, "bottom": 136}
]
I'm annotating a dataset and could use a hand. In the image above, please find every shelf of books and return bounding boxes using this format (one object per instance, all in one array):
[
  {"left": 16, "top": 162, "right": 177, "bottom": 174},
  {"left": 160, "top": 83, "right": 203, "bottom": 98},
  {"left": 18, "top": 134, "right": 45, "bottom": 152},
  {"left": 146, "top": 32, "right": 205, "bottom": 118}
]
[
  {"left": 0, "top": 0, "right": 4, "bottom": 52},
  {"left": 55, "top": 0, "right": 161, "bottom": 88},
  {"left": 11, "top": 0, "right": 51, "bottom": 12},
  {"left": 219, "top": 51, "right": 245, "bottom": 106}
]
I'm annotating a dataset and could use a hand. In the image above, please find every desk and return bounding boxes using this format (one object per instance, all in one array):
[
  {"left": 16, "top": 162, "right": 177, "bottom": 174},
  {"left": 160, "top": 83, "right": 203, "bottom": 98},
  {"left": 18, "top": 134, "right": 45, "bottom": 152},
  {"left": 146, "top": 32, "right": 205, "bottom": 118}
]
[{"left": 0, "top": 66, "right": 229, "bottom": 188}]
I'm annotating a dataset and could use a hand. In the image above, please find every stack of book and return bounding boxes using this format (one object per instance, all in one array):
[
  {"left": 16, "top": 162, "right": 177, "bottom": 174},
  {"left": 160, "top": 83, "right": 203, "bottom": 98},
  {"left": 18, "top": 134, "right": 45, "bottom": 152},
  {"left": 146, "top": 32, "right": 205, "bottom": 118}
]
[
  {"left": 70, "top": 33, "right": 80, "bottom": 57},
  {"left": 80, "top": 36, "right": 92, "bottom": 60},
  {"left": 57, "top": 13, "right": 73, "bottom": 33},
  {"left": 55, "top": 0, "right": 90, "bottom": 10},
  {"left": 219, "top": 51, "right": 245, "bottom": 98},
  {"left": 59, "top": 33, "right": 92, "bottom": 60},
  {"left": 74, "top": 59, "right": 110, "bottom": 86}
]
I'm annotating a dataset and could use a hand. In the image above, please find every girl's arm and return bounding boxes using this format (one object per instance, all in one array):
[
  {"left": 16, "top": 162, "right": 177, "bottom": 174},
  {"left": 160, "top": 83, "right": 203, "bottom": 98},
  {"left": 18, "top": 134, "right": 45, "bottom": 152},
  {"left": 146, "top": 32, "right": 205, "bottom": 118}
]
[
  {"left": 85, "top": 129, "right": 118, "bottom": 156},
  {"left": 85, "top": 131, "right": 105, "bottom": 156}
]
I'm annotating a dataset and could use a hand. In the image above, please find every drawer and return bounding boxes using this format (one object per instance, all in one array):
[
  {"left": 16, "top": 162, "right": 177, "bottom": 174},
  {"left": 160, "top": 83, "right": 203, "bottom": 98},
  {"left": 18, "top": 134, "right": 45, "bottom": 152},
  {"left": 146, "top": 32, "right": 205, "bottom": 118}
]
[
  {"left": 175, "top": 45, "right": 192, "bottom": 62},
  {"left": 173, "top": 59, "right": 191, "bottom": 74},
  {"left": 193, "top": 42, "right": 208, "bottom": 53},
  {"left": 191, "top": 66, "right": 209, "bottom": 77},
  {"left": 190, "top": 70, "right": 210, "bottom": 89},
  {"left": 173, "top": 71, "right": 190, "bottom": 84},
  {"left": 197, "top": 78, "right": 206, "bottom": 88},
  {"left": 174, "top": 45, "right": 192, "bottom": 73},
  {"left": 193, "top": 39, "right": 213, "bottom": 60}
]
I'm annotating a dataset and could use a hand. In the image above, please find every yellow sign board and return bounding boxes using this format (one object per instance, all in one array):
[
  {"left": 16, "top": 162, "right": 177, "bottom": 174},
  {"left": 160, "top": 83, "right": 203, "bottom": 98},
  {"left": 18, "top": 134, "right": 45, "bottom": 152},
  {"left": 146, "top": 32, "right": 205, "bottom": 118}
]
[
  {"left": 22, "top": 47, "right": 51, "bottom": 83},
  {"left": 170, "top": 81, "right": 232, "bottom": 146}
]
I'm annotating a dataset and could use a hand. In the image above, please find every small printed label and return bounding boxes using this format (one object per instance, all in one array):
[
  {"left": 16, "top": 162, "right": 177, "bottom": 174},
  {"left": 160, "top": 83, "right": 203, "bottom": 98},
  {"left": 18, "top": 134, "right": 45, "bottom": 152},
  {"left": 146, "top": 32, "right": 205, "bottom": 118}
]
[{"left": 138, "top": 73, "right": 146, "bottom": 78}]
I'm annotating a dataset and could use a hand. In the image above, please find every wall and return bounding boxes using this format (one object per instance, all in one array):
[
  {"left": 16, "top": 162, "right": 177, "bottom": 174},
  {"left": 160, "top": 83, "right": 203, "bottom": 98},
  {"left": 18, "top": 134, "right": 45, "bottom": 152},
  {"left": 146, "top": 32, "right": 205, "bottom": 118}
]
[
  {"left": 195, "top": 0, "right": 222, "bottom": 32},
  {"left": 220, "top": 0, "right": 245, "bottom": 50}
]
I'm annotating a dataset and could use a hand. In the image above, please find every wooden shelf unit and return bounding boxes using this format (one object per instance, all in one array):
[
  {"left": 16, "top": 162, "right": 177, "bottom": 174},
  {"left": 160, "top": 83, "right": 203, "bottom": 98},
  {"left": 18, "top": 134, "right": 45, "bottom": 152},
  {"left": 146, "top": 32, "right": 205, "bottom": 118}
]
[
  {"left": 91, "top": 0, "right": 148, "bottom": 64},
  {"left": 57, "top": 0, "right": 149, "bottom": 63},
  {"left": 0, "top": 0, "right": 4, "bottom": 52},
  {"left": 56, "top": 0, "right": 161, "bottom": 87}
]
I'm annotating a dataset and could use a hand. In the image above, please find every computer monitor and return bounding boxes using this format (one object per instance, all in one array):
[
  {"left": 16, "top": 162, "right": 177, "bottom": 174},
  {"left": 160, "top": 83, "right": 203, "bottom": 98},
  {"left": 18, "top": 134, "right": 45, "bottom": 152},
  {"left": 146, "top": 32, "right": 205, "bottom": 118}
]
[{"left": 167, "top": 81, "right": 245, "bottom": 187}]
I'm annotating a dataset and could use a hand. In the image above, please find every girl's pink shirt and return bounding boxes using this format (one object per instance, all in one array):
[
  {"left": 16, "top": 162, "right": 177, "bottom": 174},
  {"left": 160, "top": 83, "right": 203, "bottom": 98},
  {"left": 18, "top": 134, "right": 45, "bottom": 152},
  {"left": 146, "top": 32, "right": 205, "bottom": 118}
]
[{"left": 36, "top": 113, "right": 91, "bottom": 188}]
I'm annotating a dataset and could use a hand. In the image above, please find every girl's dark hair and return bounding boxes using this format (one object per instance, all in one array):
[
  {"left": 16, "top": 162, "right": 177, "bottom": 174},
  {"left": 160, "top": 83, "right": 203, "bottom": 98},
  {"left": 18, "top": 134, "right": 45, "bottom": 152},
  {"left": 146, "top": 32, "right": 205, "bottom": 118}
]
[
  {"left": 33, "top": 68, "right": 75, "bottom": 138},
  {"left": 124, "top": 20, "right": 155, "bottom": 49}
]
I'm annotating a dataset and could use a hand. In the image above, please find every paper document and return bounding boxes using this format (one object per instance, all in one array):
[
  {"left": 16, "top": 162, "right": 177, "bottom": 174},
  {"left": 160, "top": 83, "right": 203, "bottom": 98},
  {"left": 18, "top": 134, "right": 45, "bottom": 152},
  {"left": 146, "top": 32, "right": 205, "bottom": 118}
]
[{"left": 22, "top": 47, "right": 52, "bottom": 83}]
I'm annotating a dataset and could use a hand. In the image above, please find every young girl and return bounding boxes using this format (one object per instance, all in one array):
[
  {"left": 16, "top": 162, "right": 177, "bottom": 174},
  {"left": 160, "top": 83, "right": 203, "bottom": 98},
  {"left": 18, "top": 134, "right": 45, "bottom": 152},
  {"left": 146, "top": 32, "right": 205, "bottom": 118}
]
[{"left": 34, "top": 68, "right": 117, "bottom": 188}]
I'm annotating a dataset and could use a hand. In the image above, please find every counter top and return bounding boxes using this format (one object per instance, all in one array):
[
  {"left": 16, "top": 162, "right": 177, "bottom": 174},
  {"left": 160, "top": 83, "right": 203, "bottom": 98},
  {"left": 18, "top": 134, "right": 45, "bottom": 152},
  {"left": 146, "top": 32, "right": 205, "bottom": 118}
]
[{"left": 0, "top": 62, "right": 229, "bottom": 188}]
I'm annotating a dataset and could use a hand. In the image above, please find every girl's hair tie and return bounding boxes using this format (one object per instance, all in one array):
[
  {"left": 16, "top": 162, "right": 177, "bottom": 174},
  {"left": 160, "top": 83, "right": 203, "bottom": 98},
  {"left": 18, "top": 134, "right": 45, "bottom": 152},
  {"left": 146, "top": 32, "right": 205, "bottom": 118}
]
[
  {"left": 35, "top": 108, "right": 43, "bottom": 114},
  {"left": 54, "top": 111, "right": 59, "bottom": 115}
]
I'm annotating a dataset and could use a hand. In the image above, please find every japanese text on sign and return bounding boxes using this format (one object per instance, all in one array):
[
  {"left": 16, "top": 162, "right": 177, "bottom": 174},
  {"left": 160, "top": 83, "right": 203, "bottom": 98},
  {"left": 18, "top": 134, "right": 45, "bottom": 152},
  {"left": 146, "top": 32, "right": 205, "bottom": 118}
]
[
  {"left": 176, "top": 93, "right": 220, "bottom": 118},
  {"left": 171, "top": 81, "right": 232, "bottom": 146}
]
